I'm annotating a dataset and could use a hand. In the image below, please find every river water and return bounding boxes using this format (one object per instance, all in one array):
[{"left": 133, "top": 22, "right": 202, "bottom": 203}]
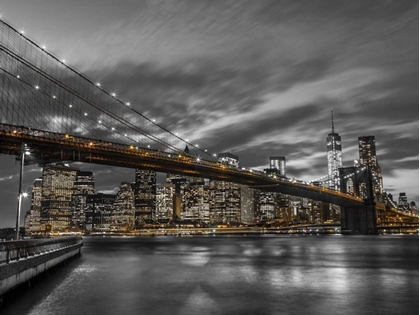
[{"left": 1, "top": 235, "right": 418, "bottom": 315}]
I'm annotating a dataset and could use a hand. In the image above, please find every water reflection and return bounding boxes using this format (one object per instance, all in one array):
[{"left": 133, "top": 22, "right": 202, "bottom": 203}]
[{"left": 1, "top": 235, "right": 417, "bottom": 315}]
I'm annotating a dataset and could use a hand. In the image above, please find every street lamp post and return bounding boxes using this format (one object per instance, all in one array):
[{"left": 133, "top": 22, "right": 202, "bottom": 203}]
[{"left": 15, "top": 143, "right": 29, "bottom": 240}]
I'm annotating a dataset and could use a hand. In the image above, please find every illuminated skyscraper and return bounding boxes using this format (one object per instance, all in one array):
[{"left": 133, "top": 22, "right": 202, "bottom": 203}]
[
  {"left": 326, "top": 110, "right": 343, "bottom": 190},
  {"left": 209, "top": 153, "right": 241, "bottom": 224},
  {"left": 111, "top": 182, "right": 135, "bottom": 231},
  {"left": 133, "top": 169, "right": 156, "bottom": 222},
  {"left": 40, "top": 164, "right": 79, "bottom": 232},
  {"left": 358, "top": 135, "right": 383, "bottom": 198},
  {"left": 72, "top": 171, "right": 95, "bottom": 230},
  {"left": 28, "top": 178, "right": 43, "bottom": 235},
  {"left": 269, "top": 156, "right": 286, "bottom": 177}
]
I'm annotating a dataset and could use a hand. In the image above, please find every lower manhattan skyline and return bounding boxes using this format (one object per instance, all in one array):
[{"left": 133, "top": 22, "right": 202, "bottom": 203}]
[{"left": 0, "top": 0, "right": 418, "bottom": 228}]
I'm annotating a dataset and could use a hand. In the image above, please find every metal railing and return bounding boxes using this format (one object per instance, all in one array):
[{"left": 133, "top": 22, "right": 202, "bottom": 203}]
[{"left": 0, "top": 237, "right": 82, "bottom": 265}]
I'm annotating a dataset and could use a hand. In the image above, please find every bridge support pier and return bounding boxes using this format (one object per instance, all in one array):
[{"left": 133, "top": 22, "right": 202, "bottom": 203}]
[{"left": 340, "top": 204, "right": 378, "bottom": 235}]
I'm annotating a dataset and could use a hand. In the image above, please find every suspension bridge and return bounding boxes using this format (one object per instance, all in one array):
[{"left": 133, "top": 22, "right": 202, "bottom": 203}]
[{"left": 0, "top": 19, "right": 417, "bottom": 235}]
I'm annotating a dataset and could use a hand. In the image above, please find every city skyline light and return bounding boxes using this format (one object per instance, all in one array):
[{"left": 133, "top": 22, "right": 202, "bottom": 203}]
[{"left": 0, "top": 0, "right": 418, "bottom": 227}]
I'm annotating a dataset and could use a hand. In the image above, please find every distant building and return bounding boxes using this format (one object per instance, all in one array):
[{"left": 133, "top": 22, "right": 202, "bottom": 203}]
[
  {"left": 133, "top": 169, "right": 156, "bottom": 222},
  {"left": 326, "top": 110, "right": 343, "bottom": 190},
  {"left": 217, "top": 152, "right": 239, "bottom": 168},
  {"left": 40, "top": 164, "right": 79, "bottom": 232},
  {"left": 269, "top": 156, "right": 286, "bottom": 177},
  {"left": 398, "top": 192, "right": 409, "bottom": 211},
  {"left": 358, "top": 135, "right": 383, "bottom": 200},
  {"left": 28, "top": 178, "right": 43, "bottom": 235},
  {"left": 156, "top": 181, "right": 175, "bottom": 220},
  {"left": 86, "top": 193, "right": 116, "bottom": 232},
  {"left": 240, "top": 185, "right": 255, "bottom": 224},
  {"left": 209, "top": 153, "right": 241, "bottom": 224},
  {"left": 111, "top": 182, "right": 135, "bottom": 231},
  {"left": 72, "top": 171, "right": 95, "bottom": 230},
  {"left": 255, "top": 190, "right": 276, "bottom": 222}
]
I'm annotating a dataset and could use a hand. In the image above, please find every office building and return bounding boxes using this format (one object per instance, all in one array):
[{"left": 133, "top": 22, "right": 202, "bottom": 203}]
[
  {"left": 86, "top": 193, "right": 116, "bottom": 232},
  {"left": 358, "top": 135, "right": 383, "bottom": 199},
  {"left": 269, "top": 156, "right": 286, "bottom": 177},
  {"left": 72, "top": 171, "right": 95, "bottom": 230},
  {"left": 28, "top": 178, "right": 43, "bottom": 235},
  {"left": 209, "top": 152, "right": 241, "bottom": 224},
  {"left": 40, "top": 164, "right": 79, "bottom": 232},
  {"left": 240, "top": 185, "right": 255, "bottom": 224},
  {"left": 111, "top": 182, "right": 135, "bottom": 231},
  {"left": 398, "top": 192, "right": 409, "bottom": 211},
  {"left": 133, "top": 169, "right": 156, "bottom": 221},
  {"left": 326, "top": 110, "right": 343, "bottom": 190},
  {"left": 156, "top": 182, "right": 174, "bottom": 220}
]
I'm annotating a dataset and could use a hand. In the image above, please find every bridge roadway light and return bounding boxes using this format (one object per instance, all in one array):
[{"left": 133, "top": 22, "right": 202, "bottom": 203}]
[{"left": 15, "top": 144, "right": 30, "bottom": 240}]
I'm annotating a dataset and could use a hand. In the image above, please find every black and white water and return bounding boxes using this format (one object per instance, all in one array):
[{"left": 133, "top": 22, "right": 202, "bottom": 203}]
[{"left": 2, "top": 235, "right": 418, "bottom": 315}]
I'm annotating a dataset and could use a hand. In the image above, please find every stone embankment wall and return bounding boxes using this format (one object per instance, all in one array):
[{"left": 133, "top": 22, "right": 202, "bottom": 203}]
[{"left": 0, "top": 237, "right": 83, "bottom": 297}]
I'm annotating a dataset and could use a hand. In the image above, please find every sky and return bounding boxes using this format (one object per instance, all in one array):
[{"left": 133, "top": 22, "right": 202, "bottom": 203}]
[{"left": 0, "top": 0, "right": 418, "bottom": 228}]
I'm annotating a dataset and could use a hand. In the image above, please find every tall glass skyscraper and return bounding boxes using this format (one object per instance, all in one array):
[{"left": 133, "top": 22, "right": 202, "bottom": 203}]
[
  {"left": 326, "top": 110, "right": 343, "bottom": 190},
  {"left": 358, "top": 135, "right": 383, "bottom": 198}
]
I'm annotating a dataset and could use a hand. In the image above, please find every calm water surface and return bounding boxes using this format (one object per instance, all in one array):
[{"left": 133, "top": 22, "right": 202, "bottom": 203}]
[{"left": 2, "top": 235, "right": 418, "bottom": 315}]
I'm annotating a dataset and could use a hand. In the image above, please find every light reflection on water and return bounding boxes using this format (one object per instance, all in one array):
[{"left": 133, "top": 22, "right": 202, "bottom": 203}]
[{"left": 1, "top": 235, "right": 418, "bottom": 315}]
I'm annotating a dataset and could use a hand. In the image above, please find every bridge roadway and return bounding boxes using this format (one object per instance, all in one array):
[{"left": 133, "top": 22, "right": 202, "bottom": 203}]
[{"left": 0, "top": 123, "right": 366, "bottom": 208}]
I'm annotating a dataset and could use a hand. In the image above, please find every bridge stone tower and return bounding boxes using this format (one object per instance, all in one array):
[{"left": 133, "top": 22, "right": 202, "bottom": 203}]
[{"left": 339, "top": 166, "right": 378, "bottom": 234}]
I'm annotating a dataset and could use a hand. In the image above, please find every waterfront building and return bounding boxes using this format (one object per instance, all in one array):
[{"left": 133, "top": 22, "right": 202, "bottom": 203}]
[
  {"left": 28, "top": 178, "right": 43, "bottom": 235},
  {"left": 133, "top": 169, "right": 156, "bottom": 222},
  {"left": 165, "top": 174, "right": 210, "bottom": 222},
  {"left": 240, "top": 185, "right": 255, "bottom": 224},
  {"left": 71, "top": 171, "right": 95, "bottom": 231},
  {"left": 358, "top": 135, "right": 383, "bottom": 200},
  {"left": 156, "top": 182, "right": 174, "bottom": 220},
  {"left": 111, "top": 182, "right": 135, "bottom": 231},
  {"left": 255, "top": 190, "right": 276, "bottom": 222},
  {"left": 326, "top": 110, "right": 343, "bottom": 190},
  {"left": 86, "top": 193, "right": 116, "bottom": 232},
  {"left": 182, "top": 177, "right": 209, "bottom": 222},
  {"left": 275, "top": 194, "right": 291, "bottom": 223},
  {"left": 209, "top": 153, "right": 241, "bottom": 224},
  {"left": 209, "top": 179, "right": 241, "bottom": 224},
  {"left": 40, "top": 164, "right": 79, "bottom": 232}
]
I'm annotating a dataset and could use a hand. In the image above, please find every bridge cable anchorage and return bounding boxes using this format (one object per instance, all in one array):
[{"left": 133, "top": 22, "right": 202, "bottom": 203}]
[{"left": 0, "top": 19, "right": 215, "bottom": 159}]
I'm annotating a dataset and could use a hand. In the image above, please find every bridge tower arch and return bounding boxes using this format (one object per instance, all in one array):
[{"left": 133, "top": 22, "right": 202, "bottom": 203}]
[{"left": 339, "top": 166, "right": 378, "bottom": 234}]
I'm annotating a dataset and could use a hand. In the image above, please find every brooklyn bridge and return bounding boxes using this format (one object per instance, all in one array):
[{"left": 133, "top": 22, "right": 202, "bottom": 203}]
[{"left": 0, "top": 19, "right": 417, "bottom": 235}]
